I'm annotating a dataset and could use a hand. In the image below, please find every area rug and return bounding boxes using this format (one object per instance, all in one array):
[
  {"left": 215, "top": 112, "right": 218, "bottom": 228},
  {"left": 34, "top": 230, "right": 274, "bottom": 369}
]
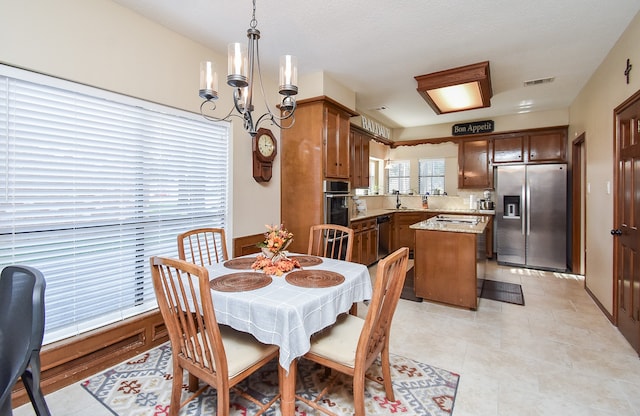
[
  {"left": 81, "top": 342, "right": 459, "bottom": 415},
  {"left": 479, "top": 279, "right": 525, "bottom": 305}
]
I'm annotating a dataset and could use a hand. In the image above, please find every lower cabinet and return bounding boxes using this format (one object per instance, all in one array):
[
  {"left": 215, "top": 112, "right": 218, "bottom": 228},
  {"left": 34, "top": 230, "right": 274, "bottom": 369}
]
[
  {"left": 351, "top": 218, "right": 378, "bottom": 266},
  {"left": 414, "top": 228, "right": 485, "bottom": 310},
  {"left": 392, "top": 212, "right": 435, "bottom": 255},
  {"left": 481, "top": 215, "right": 493, "bottom": 258}
]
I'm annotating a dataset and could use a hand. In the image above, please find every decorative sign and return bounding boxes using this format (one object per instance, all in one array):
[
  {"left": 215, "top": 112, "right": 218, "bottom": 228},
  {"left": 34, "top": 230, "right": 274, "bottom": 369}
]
[
  {"left": 361, "top": 115, "right": 391, "bottom": 139},
  {"left": 452, "top": 120, "right": 494, "bottom": 136}
]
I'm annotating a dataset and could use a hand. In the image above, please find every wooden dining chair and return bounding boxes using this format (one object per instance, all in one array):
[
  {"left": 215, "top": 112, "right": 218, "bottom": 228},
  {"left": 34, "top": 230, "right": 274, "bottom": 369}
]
[
  {"left": 307, "top": 224, "right": 354, "bottom": 262},
  {"left": 150, "top": 256, "right": 281, "bottom": 416},
  {"left": 177, "top": 227, "right": 229, "bottom": 266},
  {"left": 297, "top": 247, "right": 409, "bottom": 416}
]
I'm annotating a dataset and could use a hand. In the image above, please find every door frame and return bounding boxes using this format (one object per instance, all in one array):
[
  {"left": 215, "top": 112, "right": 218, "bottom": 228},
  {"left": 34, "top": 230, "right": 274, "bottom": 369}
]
[{"left": 571, "top": 134, "right": 586, "bottom": 275}]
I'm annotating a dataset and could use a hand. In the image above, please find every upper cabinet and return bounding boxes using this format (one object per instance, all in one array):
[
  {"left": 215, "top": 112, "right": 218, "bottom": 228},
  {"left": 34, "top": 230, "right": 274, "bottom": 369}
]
[
  {"left": 492, "top": 135, "right": 525, "bottom": 164},
  {"left": 324, "top": 103, "right": 354, "bottom": 179},
  {"left": 458, "top": 126, "right": 568, "bottom": 188},
  {"left": 350, "top": 125, "right": 371, "bottom": 189},
  {"left": 492, "top": 128, "right": 567, "bottom": 165},
  {"left": 458, "top": 138, "right": 492, "bottom": 189},
  {"left": 528, "top": 130, "right": 566, "bottom": 162}
]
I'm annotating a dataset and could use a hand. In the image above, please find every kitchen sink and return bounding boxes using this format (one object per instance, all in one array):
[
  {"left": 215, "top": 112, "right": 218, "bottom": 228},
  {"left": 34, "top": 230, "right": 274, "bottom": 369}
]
[{"left": 433, "top": 215, "right": 479, "bottom": 225}]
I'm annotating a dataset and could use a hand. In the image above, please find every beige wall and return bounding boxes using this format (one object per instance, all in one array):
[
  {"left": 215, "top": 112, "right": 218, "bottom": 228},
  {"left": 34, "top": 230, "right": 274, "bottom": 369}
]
[
  {"left": 0, "top": 0, "right": 288, "bottom": 241},
  {"left": 569, "top": 11, "right": 640, "bottom": 313},
  {"left": 394, "top": 109, "right": 570, "bottom": 141}
]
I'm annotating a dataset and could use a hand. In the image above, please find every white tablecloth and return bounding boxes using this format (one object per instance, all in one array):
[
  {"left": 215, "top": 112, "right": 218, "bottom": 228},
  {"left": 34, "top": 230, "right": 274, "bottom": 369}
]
[{"left": 205, "top": 255, "right": 372, "bottom": 369}]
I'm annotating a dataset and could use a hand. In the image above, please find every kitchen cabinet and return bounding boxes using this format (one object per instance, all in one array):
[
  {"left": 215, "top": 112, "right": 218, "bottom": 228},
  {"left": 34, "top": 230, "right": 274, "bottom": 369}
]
[
  {"left": 479, "top": 215, "right": 493, "bottom": 258},
  {"left": 392, "top": 212, "right": 435, "bottom": 255},
  {"left": 324, "top": 104, "right": 351, "bottom": 179},
  {"left": 281, "top": 96, "right": 358, "bottom": 253},
  {"left": 528, "top": 130, "right": 566, "bottom": 162},
  {"left": 351, "top": 217, "right": 378, "bottom": 266},
  {"left": 349, "top": 125, "right": 371, "bottom": 189},
  {"left": 414, "top": 225, "right": 486, "bottom": 310},
  {"left": 458, "top": 138, "right": 492, "bottom": 189},
  {"left": 492, "top": 128, "right": 567, "bottom": 165},
  {"left": 492, "top": 135, "right": 525, "bottom": 164}
]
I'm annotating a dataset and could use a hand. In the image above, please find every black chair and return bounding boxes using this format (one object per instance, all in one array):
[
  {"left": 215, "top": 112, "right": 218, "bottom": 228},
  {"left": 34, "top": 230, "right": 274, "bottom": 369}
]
[{"left": 0, "top": 265, "right": 51, "bottom": 416}]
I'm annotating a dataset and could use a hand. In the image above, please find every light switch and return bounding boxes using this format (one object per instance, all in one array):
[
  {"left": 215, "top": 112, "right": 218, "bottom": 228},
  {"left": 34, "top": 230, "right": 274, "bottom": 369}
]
[
  {"left": 587, "top": 183, "right": 591, "bottom": 194},
  {"left": 607, "top": 181, "right": 611, "bottom": 194}
]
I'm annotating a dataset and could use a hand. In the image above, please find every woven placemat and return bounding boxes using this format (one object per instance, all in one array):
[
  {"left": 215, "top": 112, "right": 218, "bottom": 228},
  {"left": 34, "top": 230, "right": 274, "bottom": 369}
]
[
  {"left": 209, "top": 272, "right": 272, "bottom": 292},
  {"left": 288, "top": 255, "right": 323, "bottom": 267},
  {"left": 223, "top": 257, "right": 257, "bottom": 270},
  {"left": 285, "top": 270, "right": 345, "bottom": 288}
]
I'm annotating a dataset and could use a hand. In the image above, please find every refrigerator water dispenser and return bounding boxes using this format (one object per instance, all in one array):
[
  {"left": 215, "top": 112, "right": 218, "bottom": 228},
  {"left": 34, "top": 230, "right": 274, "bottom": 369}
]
[{"left": 503, "top": 195, "right": 520, "bottom": 218}]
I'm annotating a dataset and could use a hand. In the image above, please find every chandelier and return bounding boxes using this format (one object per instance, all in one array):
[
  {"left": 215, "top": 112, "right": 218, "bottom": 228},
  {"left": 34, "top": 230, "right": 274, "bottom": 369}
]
[{"left": 198, "top": 0, "right": 298, "bottom": 136}]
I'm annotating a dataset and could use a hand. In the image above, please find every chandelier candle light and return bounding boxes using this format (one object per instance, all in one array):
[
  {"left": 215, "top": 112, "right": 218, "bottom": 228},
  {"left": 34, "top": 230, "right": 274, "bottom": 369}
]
[{"left": 198, "top": 0, "right": 298, "bottom": 136}]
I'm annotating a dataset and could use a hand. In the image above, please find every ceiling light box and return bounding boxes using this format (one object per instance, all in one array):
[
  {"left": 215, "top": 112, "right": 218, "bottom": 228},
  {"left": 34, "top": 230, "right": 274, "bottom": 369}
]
[{"left": 415, "top": 61, "right": 492, "bottom": 114}]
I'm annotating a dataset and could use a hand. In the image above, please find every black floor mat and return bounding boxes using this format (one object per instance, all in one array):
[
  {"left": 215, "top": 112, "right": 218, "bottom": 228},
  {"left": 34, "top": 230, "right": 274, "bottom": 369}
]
[
  {"left": 400, "top": 267, "right": 423, "bottom": 302},
  {"left": 479, "top": 279, "right": 524, "bottom": 305}
]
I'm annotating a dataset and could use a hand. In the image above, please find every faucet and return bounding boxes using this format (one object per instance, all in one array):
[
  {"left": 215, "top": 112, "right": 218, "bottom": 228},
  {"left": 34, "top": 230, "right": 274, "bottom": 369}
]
[{"left": 395, "top": 190, "right": 401, "bottom": 209}]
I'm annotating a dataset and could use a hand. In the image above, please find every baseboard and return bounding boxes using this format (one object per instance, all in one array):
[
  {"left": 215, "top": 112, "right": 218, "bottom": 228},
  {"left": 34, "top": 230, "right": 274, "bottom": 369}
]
[{"left": 12, "top": 310, "right": 168, "bottom": 408}]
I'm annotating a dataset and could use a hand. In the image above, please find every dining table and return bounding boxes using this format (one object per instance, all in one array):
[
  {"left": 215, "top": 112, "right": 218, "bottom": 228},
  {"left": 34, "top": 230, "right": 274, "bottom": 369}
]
[{"left": 204, "top": 253, "right": 372, "bottom": 415}]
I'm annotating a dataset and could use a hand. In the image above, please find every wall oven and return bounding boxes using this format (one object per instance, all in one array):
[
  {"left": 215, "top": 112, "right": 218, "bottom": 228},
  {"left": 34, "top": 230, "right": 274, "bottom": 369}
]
[{"left": 323, "top": 180, "right": 351, "bottom": 227}]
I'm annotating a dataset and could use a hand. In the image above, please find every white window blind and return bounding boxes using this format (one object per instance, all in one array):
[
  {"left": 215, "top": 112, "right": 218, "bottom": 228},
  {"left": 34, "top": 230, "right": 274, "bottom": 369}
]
[
  {"left": 386, "top": 160, "right": 410, "bottom": 194},
  {"left": 0, "top": 66, "right": 230, "bottom": 344},
  {"left": 419, "top": 158, "right": 445, "bottom": 194}
]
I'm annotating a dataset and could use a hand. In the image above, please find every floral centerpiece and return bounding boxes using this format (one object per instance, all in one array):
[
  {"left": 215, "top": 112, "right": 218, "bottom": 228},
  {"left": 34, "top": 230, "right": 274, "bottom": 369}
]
[{"left": 251, "top": 224, "right": 300, "bottom": 276}]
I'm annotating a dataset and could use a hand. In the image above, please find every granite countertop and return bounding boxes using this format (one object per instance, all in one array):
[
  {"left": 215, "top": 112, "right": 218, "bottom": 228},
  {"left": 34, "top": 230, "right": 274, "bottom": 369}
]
[
  {"left": 350, "top": 208, "right": 495, "bottom": 222},
  {"left": 409, "top": 214, "right": 489, "bottom": 234}
]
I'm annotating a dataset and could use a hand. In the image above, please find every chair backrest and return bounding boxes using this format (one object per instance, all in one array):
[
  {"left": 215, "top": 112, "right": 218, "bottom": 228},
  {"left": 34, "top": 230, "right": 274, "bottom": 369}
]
[
  {"left": 177, "top": 228, "right": 229, "bottom": 266},
  {"left": 355, "top": 247, "right": 409, "bottom": 369},
  {"left": 0, "top": 265, "right": 47, "bottom": 407},
  {"left": 307, "top": 224, "right": 354, "bottom": 262},
  {"left": 150, "top": 256, "right": 228, "bottom": 379}
]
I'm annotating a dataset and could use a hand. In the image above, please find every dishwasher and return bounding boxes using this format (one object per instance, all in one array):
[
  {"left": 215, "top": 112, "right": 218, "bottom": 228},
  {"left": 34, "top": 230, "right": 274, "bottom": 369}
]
[{"left": 377, "top": 215, "right": 392, "bottom": 260}]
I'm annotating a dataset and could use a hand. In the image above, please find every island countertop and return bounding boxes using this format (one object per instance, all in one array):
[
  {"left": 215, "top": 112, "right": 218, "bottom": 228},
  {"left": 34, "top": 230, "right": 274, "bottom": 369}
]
[{"left": 409, "top": 214, "right": 489, "bottom": 234}]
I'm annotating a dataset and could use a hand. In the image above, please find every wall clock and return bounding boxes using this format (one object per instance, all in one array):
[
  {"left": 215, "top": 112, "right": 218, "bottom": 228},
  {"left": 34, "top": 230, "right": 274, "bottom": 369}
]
[{"left": 252, "top": 127, "right": 277, "bottom": 182}]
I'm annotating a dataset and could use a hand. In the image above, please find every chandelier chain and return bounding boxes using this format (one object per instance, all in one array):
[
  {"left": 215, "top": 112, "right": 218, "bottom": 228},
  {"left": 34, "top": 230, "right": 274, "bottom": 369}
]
[{"left": 250, "top": 0, "right": 258, "bottom": 29}]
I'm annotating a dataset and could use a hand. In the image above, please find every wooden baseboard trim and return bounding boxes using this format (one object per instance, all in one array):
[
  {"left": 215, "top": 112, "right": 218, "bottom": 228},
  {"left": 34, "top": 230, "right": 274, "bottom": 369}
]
[
  {"left": 584, "top": 284, "right": 614, "bottom": 324},
  {"left": 12, "top": 310, "right": 168, "bottom": 408}
]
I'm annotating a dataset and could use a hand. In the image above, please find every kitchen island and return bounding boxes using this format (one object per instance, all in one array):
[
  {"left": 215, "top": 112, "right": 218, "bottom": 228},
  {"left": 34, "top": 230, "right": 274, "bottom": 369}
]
[{"left": 410, "top": 214, "right": 488, "bottom": 310}]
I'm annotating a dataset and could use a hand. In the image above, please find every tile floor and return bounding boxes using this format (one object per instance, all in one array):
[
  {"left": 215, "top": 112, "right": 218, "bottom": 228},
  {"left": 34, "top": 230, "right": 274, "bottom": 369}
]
[{"left": 12, "top": 260, "right": 640, "bottom": 415}]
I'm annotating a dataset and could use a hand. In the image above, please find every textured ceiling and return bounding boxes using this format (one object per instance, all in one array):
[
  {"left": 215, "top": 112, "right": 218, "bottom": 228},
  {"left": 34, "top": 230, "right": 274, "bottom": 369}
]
[{"left": 111, "top": 0, "right": 640, "bottom": 129}]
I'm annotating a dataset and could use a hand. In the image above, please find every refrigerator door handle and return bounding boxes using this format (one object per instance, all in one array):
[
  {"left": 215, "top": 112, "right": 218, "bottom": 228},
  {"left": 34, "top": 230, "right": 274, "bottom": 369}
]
[
  {"left": 526, "top": 181, "right": 531, "bottom": 236},
  {"left": 521, "top": 184, "right": 526, "bottom": 235}
]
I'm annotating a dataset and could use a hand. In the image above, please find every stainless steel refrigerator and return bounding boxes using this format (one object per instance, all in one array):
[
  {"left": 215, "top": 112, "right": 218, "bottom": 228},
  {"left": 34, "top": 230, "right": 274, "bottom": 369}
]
[{"left": 496, "top": 164, "right": 567, "bottom": 271}]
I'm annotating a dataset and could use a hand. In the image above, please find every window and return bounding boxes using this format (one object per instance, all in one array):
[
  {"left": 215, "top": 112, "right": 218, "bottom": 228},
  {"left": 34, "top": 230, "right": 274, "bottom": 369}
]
[
  {"left": 419, "top": 158, "right": 445, "bottom": 194},
  {"left": 0, "top": 65, "right": 230, "bottom": 344},
  {"left": 386, "top": 160, "right": 410, "bottom": 194}
]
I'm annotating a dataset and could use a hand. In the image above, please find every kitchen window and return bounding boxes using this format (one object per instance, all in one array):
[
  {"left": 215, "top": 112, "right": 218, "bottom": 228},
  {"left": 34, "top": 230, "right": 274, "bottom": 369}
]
[
  {"left": 418, "top": 158, "right": 445, "bottom": 194},
  {"left": 386, "top": 160, "right": 410, "bottom": 194},
  {"left": 0, "top": 65, "right": 230, "bottom": 344}
]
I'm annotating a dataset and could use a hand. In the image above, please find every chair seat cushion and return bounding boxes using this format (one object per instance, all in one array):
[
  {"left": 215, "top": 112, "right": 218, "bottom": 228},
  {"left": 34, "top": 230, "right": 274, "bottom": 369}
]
[
  {"left": 219, "top": 325, "right": 278, "bottom": 378},
  {"left": 307, "top": 314, "right": 364, "bottom": 368}
]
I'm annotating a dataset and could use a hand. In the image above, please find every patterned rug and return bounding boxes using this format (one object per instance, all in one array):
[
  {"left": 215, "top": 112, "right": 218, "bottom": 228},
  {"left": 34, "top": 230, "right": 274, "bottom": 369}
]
[{"left": 81, "top": 342, "right": 459, "bottom": 415}]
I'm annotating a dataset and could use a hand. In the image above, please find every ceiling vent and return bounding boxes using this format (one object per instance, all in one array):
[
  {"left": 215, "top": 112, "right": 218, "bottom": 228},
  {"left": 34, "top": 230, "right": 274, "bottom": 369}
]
[{"left": 524, "top": 77, "right": 555, "bottom": 87}]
